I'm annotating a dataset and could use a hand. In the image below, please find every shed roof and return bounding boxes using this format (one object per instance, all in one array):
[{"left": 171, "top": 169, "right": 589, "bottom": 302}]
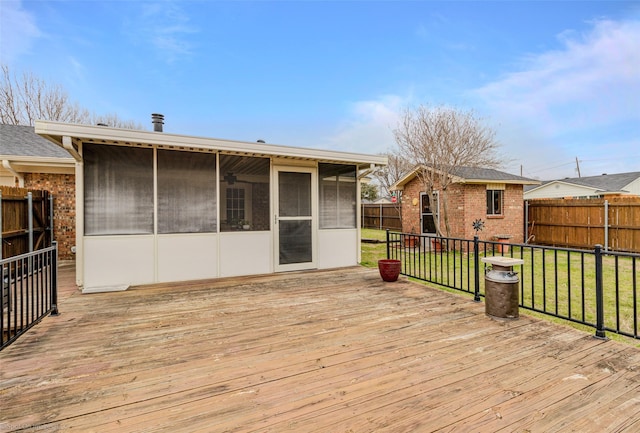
[
  {"left": 392, "top": 164, "right": 539, "bottom": 189},
  {"left": 34, "top": 120, "right": 387, "bottom": 168}
]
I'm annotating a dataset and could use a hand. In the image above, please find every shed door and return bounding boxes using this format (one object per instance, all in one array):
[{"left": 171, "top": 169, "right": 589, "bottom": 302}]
[
  {"left": 274, "top": 167, "right": 316, "bottom": 272},
  {"left": 421, "top": 191, "right": 439, "bottom": 234}
]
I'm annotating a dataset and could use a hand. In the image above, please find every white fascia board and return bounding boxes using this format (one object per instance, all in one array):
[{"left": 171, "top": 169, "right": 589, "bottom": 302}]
[
  {"left": 35, "top": 120, "right": 388, "bottom": 167},
  {"left": 0, "top": 155, "right": 74, "bottom": 166}
]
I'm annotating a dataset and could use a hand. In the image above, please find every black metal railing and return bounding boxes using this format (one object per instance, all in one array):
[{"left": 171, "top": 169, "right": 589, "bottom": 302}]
[
  {"left": 1, "top": 243, "right": 58, "bottom": 351},
  {"left": 386, "top": 231, "right": 639, "bottom": 340}
]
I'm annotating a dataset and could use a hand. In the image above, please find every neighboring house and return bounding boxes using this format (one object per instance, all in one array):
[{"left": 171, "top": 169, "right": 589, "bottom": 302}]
[
  {"left": 0, "top": 124, "right": 76, "bottom": 259},
  {"left": 524, "top": 171, "right": 640, "bottom": 200},
  {"left": 392, "top": 165, "right": 539, "bottom": 243},
  {"left": 35, "top": 119, "right": 386, "bottom": 291}
]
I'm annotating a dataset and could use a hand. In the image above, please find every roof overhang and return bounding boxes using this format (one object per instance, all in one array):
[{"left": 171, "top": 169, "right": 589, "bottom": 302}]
[
  {"left": 35, "top": 120, "right": 387, "bottom": 169},
  {"left": 0, "top": 154, "right": 75, "bottom": 175}
]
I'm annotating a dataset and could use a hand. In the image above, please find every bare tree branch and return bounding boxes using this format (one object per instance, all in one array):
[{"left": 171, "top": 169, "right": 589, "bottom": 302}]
[
  {"left": 1, "top": 64, "right": 144, "bottom": 129},
  {"left": 394, "top": 105, "right": 502, "bottom": 236}
]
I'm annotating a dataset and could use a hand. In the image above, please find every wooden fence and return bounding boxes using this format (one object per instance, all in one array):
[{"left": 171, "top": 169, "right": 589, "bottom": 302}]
[
  {"left": 1, "top": 186, "right": 53, "bottom": 259},
  {"left": 361, "top": 203, "right": 402, "bottom": 231},
  {"left": 526, "top": 197, "right": 640, "bottom": 253}
]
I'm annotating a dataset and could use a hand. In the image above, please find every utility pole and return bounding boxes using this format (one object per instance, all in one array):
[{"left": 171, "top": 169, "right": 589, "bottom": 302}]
[{"left": 575, "top": 157, "right": 581, "bottom": 177}]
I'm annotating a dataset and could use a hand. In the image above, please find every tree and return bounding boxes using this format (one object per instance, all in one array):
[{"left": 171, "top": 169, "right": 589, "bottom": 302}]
[
  {"left": 372, "top": 151, "right": 412, "bottom": 225},
  {"left": 373, "top": 151, "right": 412, "bottom": 199},
  {"left": 1, "top": 65, "right": 90, "bottom": 125},
  {"left": 360, "top": 182, "right": 379, "bottom": 202},
  {"left": 393, "top": 105, "right": 501, "bottom": 237},
  {"left": 1, "top": 65, "right": 144, "bottom": 129}
]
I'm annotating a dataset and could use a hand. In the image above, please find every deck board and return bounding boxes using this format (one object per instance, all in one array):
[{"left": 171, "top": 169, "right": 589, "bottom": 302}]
[{"left": 1, "top": 264, "right": 639, "bottom": 432}]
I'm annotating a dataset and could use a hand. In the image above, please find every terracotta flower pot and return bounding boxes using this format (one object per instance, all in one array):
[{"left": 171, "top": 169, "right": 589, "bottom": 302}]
[{"left": 378, "top": 259, "right": 401, "bottom": 282}]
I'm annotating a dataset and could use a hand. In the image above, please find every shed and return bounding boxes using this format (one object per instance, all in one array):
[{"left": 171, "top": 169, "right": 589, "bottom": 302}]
[
  {"left": 35, "top": 120, "right": 386, "bottom": 291},
  {"left": 392, "top": 165, "right": 539, "bottom": 242}
]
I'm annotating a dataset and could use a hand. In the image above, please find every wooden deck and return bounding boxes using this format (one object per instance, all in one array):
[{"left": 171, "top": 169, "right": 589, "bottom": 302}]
[{"left": 1, "top": 264, "right": 640, "bottom": 432}]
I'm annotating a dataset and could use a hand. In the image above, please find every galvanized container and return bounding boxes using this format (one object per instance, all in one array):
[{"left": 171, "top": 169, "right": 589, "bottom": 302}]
[{"left": 485, "top": 269, "right": 520, "bottom": 319}]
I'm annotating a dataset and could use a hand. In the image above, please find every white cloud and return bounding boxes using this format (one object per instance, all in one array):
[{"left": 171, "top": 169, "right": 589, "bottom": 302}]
[
  {"left": 126, "top": 1, "right": 198, "bottom": 63},
  {"left": 0, "top": 1, "right": 42, "bottom": 64},
  {"left": 320, "top": 95, "right": 408, "bottom": 155},
  {"left": 475, "top": 19, "right": 640, "bottom": 179},
  {"left": 476, "top": 19, "right": 640, "bottom": 132}
]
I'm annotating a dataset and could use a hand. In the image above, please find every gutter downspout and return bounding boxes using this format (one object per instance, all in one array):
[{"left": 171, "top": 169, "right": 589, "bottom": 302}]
[{"left": 2, "top": 160, "right": 24, "bottom": 186}]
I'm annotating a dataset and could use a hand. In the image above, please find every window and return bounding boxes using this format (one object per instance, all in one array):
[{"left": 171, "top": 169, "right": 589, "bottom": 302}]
[
  {"left": 157, "top": 150, "right": 217, "bottom": 234},
  {"left": 487, "top": 189, "right": 503, "bottom": 215},
  {"left": 84, "top": 144, "right": 153, "bottom": 235},
  {"left": 226, "top": 188, "right": 245, "bottom": 222},
  {"left": 219, "top": 155, "right": 270, "bottom": 231},
  {"left": 319, "top": 163, "right": 356, "bottom": 229}
]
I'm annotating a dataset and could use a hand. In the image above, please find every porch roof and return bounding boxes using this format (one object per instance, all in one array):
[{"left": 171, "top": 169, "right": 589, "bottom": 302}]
[{"left": 35, "top": 120, "right": 387, "bottom": 169}]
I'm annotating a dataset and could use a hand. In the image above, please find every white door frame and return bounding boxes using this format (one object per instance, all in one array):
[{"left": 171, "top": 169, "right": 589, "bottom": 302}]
[{"left": 273, "top": 165, "right": 317, "bottom": 272}]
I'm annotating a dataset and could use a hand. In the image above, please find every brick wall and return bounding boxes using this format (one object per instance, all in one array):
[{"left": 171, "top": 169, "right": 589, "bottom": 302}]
[
  {"left": 400, "top": 177, "right": 525, "bottom": 242},
  {"left": 24, "top": 173, "right": 76, "bottom": 260}
]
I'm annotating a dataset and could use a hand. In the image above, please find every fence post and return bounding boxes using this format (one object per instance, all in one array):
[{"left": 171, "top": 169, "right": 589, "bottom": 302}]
[
  {"left": 51, "top": 241, "right": 59, "bottom": 316},
  {"left": 0, "top": 190, "right": 3, "bottom": 260},
  {"left": 604, "top": 200, "right": 609, "bottom": 252},
  {"left": 27, "top": 192, "right": 33, "bottom": 252},
  {"left": 473, "top": 236, "right": 481, "bottom": 302},
  {"left": 386, "top": 229, "right": 390, "bottom": 259},
  {"left": 594, "top": 244, "right": 606, "bottom": 339}
]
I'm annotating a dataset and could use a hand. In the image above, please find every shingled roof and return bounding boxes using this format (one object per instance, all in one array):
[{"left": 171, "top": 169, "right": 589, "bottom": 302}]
[
  {"left": 392, "top": 164, "right": 539, "bottom": 189},
  {"left": 525, "top": 171, "right": 640, "bottom": 195},
  {"left": 0, "top": 124, "right": 71, "bottom": 159},
  {"left": 554, "top": 172, "right": 640, "bottom": 193}
]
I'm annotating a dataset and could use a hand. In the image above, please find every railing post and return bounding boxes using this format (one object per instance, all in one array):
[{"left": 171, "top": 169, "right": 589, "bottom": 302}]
[
  {"left": 386, "top": 229, "right": 390, "bottom": 259},
  {"left": 473, "top": 235, "right": 481, "bottom": 302},
  {"left": 49, "top": 193, "right": 55, "bottom": 245},
  {"left": 594, "top": 244, "right": 606, "bottom": 339}
]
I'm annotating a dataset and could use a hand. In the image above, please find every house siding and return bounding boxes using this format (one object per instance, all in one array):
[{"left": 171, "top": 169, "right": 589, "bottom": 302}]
[
  {"left": 24, "top": 173, "right": 76, "bottom": 260},
  {"left": 401, "top": 177, "right": 525, "bottom": 243}
]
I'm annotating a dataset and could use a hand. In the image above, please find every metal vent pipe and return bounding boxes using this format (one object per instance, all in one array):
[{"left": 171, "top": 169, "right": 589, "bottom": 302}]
[{"left": 151, "top": 113, "right": 164, "bottom": 132}]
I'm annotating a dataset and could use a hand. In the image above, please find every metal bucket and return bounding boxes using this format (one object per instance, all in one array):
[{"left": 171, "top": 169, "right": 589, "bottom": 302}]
[{"left": 485, "top": 270, "right": 519, "bottom": 319}]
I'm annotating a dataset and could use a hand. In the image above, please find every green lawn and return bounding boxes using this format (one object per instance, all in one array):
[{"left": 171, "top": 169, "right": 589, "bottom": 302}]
[{"left": 360, "top": 228, "right": 640, "bottom": 346}]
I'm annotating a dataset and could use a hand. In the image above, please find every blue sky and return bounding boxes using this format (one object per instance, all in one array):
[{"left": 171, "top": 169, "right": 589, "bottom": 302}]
[{"left": 2, "top": 0, "right": 639, "bottom": 180}]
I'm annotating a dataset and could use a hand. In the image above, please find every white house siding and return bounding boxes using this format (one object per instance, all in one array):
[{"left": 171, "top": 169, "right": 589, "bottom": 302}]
[
  {"left": 524, "top": 182, "right": 598, "bottom": 199},
  {"left": 317, "top": 228, "right": 358, "bottom": 269},
  {"left": 157, "top": 234, "right": 218, "bottom": 282},
  {"left": 626, "top": 178, "right": 640, "bottom": 196},
  {"left": 218, "top": 231, "right": 272, "bottom": 277},
  {"left": 83, "top": 236, "right": 155, "bottom": 290}
]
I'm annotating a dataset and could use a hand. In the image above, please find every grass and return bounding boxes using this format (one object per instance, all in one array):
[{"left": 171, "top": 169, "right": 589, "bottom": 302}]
[
  {"left": 360, "top": 228, "right": 640, "bottom": 346},
  {"left": 360, "top": 228, "right": 388, "bottom": 268}
]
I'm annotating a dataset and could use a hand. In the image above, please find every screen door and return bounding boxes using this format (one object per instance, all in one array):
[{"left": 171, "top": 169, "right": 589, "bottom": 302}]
[{"left": 275, "top": 167, "right": 316, "bottom": 271}]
